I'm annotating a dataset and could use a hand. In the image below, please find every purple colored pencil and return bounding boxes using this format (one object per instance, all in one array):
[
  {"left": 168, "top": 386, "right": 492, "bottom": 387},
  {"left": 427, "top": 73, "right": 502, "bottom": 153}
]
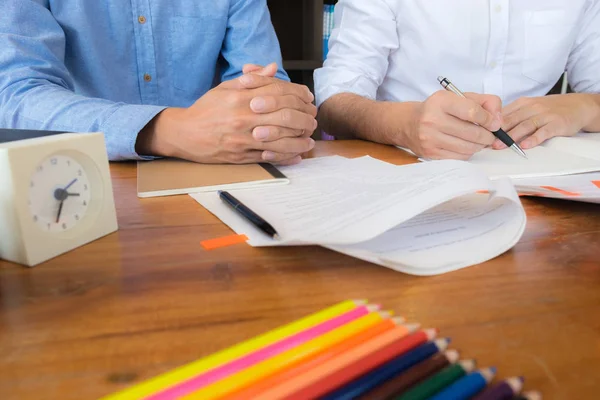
[{"left": 472, "top": 376, "right": 524, "bottom": 400}]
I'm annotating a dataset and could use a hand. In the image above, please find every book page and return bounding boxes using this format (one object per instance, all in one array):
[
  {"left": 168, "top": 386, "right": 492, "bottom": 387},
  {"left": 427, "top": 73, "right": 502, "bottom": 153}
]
[
  {"left": 328, "top": 179, "right": 526, "bottom": 275},
  {"left": 512, "top": 171, "right": 600, "bottom": 204},
  {"left": 191, "top": 156, "right": 526, "bottom": 275},
  {"left": 466, "top": 146, "right": 600, "bottom": 179},
  {"left": 191, "top": 157, "right": 495, "bottom": 246},
  {"left": 541, "top": 132, "right": 600, "bottom": 162}
]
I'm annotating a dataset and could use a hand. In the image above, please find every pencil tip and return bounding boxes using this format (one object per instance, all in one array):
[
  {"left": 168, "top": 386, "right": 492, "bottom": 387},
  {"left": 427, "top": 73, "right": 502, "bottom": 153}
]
[
  {"left": 437, "top": 76, "right": 444, "bottom": 82},
  {"left": 273, "top": 234, "right": 281, "bottom": 240}
]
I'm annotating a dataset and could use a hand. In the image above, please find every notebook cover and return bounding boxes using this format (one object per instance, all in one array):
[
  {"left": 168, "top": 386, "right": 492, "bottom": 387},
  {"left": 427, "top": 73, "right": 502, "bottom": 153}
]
[{"left": 137, "top": 158, "right": 289, "bottom": 198}]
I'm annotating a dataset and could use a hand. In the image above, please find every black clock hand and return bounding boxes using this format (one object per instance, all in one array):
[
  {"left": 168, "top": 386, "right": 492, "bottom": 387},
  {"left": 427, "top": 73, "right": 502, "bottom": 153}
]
[
  {"left": 56, "top": 200, "right": 64, "bottom": 223},
  {"left": 64, "top": 178, "right": 78, "bottom": 190}
]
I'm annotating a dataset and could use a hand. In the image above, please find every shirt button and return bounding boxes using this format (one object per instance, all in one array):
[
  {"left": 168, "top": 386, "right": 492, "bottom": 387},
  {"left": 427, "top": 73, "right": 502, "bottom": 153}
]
[
  {"left": 495, "top": 5, "right": 502, "bottom": 13},
  {"left": 490, "top": 61, "right": 497, "bottom": 68},
  {"left": 143, "top": 73, "right": 152, "bottom": 82},
  {"left": 138, "top": 16, "right": 147, "bottom": 24}
]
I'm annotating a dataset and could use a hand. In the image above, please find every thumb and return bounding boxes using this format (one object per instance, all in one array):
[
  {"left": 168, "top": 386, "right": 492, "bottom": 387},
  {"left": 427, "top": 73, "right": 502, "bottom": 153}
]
[
  {"left": 465, "top": 93, "right": 503, "bottom": 131},
  {"left": 242, "top": 62, "right": 278, "bottom": 77}
]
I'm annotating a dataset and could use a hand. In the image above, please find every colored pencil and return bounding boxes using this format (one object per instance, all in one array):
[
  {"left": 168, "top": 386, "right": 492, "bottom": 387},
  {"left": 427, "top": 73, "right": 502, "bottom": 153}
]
[
  {"left": 224, "top": 316, "right": 408, "bottom": 400},
  {"left": 101, "top": 299, "right": 366, "bottom": 400},
  {"left": 322, "top": 338, "right": 451, "bottom": 400},
  {"left": 242, "top": 327, "right": 436, "bottom": 400},
  {"left": 149, "top": 304, "right": 380, "bottom": 400},
  {"left": 513, "top": 391, "right": 542, "bottom": 400},
  {"left": 472, "top": 376, "right": 524, "bottom": 400},
  {"left": 428, "top": 367, "right": 497, "bottom": 400},
  {"left": 181, "top": 311, "right": 393, "bottom": 400},
  {"left": 395, "top": 359, "right": 476, "bottom": 400},
  {"left": 356, "top": 349, "right": 460, "bottom": 400}
]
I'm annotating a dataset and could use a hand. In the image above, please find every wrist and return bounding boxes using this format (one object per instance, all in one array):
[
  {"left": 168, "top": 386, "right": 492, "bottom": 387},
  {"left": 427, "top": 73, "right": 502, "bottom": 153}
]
[
  {"left": 580, "top": 93, "right": 600, "bottom": 132},
  {"left": 136, "top": 108, "right": 185, "bottom": 157}
]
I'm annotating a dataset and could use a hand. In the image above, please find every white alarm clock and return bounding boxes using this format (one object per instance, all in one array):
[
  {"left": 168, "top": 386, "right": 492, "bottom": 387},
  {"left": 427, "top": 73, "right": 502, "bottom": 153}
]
[{"left": 0, "top": 131, "right": 118, "bottom": 266}]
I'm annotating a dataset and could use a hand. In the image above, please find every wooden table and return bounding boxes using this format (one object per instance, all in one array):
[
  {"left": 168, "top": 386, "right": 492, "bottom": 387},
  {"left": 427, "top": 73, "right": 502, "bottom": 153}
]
[{"left": 1, "top": 141, "right": 599, "bottom": 400}]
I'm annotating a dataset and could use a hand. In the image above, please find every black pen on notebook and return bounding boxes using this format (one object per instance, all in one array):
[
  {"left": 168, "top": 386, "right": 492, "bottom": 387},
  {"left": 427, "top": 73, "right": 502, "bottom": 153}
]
[
  {"left": 437, "top": 76, "right": 528, "bottom": 159},
  {"left": 218, "top": 190, "right": 280, "bottom": 240}
]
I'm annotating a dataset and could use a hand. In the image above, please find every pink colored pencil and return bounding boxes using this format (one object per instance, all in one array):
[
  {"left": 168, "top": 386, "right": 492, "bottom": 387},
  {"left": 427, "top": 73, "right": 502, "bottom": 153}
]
[{"left": 146, "top": 303, "right": 380, "bottom": 400}]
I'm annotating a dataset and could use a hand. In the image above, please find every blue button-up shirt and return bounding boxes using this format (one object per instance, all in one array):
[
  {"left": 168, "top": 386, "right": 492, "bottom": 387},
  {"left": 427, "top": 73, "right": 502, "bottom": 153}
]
[{"left": 0, "top": 0, "right": 288, "bottom": 160}]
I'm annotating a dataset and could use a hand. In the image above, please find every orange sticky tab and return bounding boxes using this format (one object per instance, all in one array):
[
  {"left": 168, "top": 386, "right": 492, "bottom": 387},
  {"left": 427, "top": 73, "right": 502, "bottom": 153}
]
[
  {"left": 540, "top": 186, "right": 581, "bottom": 197},
  {"left": 592, "top": 181, "right": 600, "bottom": 189},
  {"left": 476, "top": 190, "right": 490, "bottom": 194},
  {"left": 201, "top": 234, "right": 249, "bottom": 250}
]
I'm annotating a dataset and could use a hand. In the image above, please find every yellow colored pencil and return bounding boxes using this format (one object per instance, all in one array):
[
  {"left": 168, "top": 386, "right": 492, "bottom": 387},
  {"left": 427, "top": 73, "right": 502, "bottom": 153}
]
[
  {"left": 101, "top": 299, "right": 365, "bottom": 400},
  {"left": 182, "top": 311, "right": 391, "bottom": 400}
]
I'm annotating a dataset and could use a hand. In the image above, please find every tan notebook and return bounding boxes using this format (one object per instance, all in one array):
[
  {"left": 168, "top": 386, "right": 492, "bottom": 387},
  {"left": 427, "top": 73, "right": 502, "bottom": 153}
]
[{"left": 136, "top": 159, "right": 289, "bottom": 198}]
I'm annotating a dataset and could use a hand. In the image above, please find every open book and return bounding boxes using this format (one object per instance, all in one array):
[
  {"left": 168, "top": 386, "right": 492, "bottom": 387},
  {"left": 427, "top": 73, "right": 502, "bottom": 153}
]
[
  {"left": 137, "top": 159, "right": 288, "bottom": 198},
  {"left": 191, "top": 156, "right": 527, "bottom": 276}
]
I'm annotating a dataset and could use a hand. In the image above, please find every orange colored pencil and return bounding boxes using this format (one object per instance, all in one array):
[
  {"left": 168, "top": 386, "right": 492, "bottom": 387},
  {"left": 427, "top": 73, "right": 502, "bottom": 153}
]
[
  {"left": 224, "top": 316, "right": 408, "bottom": 400},
  {"left": 249, "top": 327, "right": 435, "bottom": 400}
]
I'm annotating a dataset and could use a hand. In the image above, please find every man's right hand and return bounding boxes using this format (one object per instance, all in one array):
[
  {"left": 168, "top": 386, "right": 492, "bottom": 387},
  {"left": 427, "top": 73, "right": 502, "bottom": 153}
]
[
  {"left": 137, "top": 70, "right": 317, "bottom": 165},
  {"left": 403, "top": 90, "right": 503, "bottom": 160}
]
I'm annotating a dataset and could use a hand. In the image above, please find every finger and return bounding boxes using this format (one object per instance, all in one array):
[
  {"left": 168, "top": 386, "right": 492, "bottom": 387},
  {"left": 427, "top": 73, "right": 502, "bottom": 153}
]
[
  {"left": 259, "top": 108, "right": 318, "bottom": 132},
  {"left": 250, "top": 95, "right": 317, "bottom": 117},
  {"left": 442, "top": 94, "right": 502, "bottom": 132},
  {"left": 520, "top": 122, "right": 560, "bottom": 149},
  {"left": 465, "top": 92, "right": 503, "bottom": 117},
  {"left": 253, "top": 126, "right": 308, "bottom": 142},
  {"left": 501, "top": 114, "right": 551, "bottom": 149},
  {"left": 243, "top": 62, "right": 278, "bottom": 77},
  {"left": 438, "top": 114, "right": 496, "bottom": 146},
  {"left": 502, "top": 104, "right": 545, "bottom": 133},
  {"left": 274, "top": 155, "right": 303, "bottom": 166},
  {"left": 240, "top": 75, "right": 314, "bottom": 103},
  {"left": 435, "top": 130, "right": 486, "bottom": 156},
  {"left": 257, "top": 137, "right": 316, "bottom": 156},
  {"left": 502, "top": 97, "right": 532, "bottom": 117}
]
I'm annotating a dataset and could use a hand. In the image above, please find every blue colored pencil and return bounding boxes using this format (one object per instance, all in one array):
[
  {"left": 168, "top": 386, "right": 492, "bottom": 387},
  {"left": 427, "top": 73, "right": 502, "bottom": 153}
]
[
  {"left": 429, "top": 367, "right": 497, "bottom": 400},
  {"left": 321, "top": 338, "right": 450, "bottom": 400}
]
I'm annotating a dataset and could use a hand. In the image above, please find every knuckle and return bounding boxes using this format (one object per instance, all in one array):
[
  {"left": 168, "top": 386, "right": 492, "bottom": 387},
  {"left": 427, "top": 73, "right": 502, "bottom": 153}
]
[
  {"left": 273, "top": 82, "right": 285, "bottom": 95},
  {"left": 229, "top": 117, "right": 246, "bottom": 131},
  {"left": 280, "top": 109, "right": 292, "bottom": 123}
]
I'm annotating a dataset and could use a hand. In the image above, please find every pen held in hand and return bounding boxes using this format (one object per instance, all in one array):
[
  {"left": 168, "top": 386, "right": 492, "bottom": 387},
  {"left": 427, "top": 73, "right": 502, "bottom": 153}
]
[
  {"left": 437, "top": 76, "right": 528, "bottom": 159},
  {"left": 218, "top": 190, "right": 280, "bottom": 240}
]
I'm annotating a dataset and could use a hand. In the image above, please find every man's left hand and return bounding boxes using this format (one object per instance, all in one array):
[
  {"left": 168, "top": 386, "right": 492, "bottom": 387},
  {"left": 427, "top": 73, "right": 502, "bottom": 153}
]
[{"left": 495, "top": 93, "right": 600, "bottom": 150}]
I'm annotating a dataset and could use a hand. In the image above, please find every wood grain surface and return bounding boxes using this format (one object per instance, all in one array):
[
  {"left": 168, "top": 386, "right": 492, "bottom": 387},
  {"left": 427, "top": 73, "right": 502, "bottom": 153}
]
[{"left": 1, "top": 140, "right": 599, "bottom": 400}]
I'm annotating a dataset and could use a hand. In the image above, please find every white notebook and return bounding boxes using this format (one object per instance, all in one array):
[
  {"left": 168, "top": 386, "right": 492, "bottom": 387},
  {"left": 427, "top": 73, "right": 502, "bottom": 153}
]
[
  {"left": 412, "top": 132, "right": 600, "bottom": 180},
  {"left": 191, "top": 156, "right": 526, "bottom": 276}
]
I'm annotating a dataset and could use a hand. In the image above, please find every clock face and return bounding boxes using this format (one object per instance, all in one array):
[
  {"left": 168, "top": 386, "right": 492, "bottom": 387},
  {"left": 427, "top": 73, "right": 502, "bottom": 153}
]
[{"left": 28, "top": 154, "right": 92, "bottom": 233}]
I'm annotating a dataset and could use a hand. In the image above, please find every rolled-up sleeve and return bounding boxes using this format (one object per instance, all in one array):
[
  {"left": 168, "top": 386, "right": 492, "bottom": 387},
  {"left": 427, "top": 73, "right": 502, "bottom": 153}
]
[
  {"left": 314, "top": 0, "right": 399, "bottom": 107},
  {"left": 0, "top": 1, "right": 166, "bottom": 160},
  {"left": 566, "top": 0, "right": 600, "bottom": 93}
]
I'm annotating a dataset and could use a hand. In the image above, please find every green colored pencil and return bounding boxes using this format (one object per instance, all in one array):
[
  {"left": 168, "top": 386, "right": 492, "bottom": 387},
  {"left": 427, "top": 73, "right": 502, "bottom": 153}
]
[{"left": 394, "top": 359, "right": 476, "bottom": 400}]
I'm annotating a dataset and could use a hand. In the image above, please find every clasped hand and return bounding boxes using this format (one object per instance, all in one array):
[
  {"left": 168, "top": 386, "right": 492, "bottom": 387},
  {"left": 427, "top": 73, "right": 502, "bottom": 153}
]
[{"left": 143, "top": 63, "right": 317, "bottom": 165}]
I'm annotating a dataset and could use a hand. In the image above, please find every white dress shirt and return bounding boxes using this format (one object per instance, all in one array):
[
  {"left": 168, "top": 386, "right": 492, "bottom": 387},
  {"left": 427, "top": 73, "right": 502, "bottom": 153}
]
[{"left": 314, "top": 0, "right": 600, "bottom": 108}]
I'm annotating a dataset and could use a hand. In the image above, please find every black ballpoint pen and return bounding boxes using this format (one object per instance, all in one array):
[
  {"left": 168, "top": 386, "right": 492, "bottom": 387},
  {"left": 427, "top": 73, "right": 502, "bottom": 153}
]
[
  {"left": 437, "top": 76, "right": 528, "bottom": 159},
  {"left": 218, "top": 190, "right": 280, "bottom": 240}
]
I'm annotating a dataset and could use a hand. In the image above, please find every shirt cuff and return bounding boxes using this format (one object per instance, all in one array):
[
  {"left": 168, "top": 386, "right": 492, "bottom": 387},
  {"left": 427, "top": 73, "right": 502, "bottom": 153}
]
[{"left": 99, "top": 103, "right": 168, "bottom": 161}]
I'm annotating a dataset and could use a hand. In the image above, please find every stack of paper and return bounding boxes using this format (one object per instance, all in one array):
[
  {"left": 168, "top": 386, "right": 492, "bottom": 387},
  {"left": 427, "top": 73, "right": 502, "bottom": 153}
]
[
  {"left": 191, "top": 156, "right": 527, "bottom": 276},
  {"left": 416, "top": 132, "right": 600, "bottom": 203}
]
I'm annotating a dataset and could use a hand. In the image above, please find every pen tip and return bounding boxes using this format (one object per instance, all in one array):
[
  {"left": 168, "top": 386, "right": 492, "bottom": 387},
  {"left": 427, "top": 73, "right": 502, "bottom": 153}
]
[
  {"left": 273, "top": 234, "right": 281, "bottom": 240},
  {"left": 437, "top": 76, "right": 444, "bottom": 83}
]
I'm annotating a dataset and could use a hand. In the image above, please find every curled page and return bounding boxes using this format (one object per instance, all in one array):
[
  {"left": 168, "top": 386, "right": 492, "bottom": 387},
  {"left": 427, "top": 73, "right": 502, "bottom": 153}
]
[{"left": 191, "top": 156, "right": 526, "bottom": 275}]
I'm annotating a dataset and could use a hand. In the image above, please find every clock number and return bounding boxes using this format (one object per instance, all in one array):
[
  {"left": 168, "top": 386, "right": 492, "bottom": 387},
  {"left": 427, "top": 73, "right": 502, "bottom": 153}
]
[
  {"left": 62, "top": 223, "right": 67, "bottom": 230},
  {"left": 67, "top": 160, "right": 71, "bottom": 166},
  {"left": 78, "top": 169, "right": 83, "bottom": 177},
  {"left": 33, "top": 215, "right": 38, "bottom": 222},
  {"left": 30, "top": 181, "right": 34, "bottom": 188},
  {"left": 75, "top": 214, "right": 80, "bottom": 221},
  {"left": 84, "top": 184, "right": 88, "bottom": 191},
  {"left": 47, "top": 223, "right": 51, "bottom": 230},
  {"left": 51, "top": 158, "right": 58, "bottom": 165},
  {"left": 83, "top": 200, "right": 87, "bottom": 206}
]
